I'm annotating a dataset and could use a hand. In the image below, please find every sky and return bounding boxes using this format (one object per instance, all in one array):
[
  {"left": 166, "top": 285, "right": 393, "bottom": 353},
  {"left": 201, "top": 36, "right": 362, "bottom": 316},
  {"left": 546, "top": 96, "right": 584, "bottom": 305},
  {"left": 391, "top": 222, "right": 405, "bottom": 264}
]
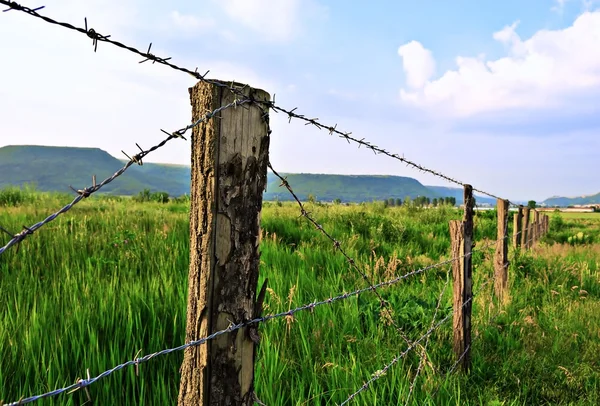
[{"left": 1, "top": 0, "right": 599, "bottom": 202}]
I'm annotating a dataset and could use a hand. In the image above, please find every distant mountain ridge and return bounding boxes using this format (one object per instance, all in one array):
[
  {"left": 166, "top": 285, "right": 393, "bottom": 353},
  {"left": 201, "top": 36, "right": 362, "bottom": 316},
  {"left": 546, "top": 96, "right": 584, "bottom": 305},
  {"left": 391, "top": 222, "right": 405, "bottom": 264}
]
[
  {"left": 0, "top": 145, "right": 539, "bottom": 205},
  {"left": 0, "top": 145, "right": 190, "bottom": 197},
  {"left": 542, "top": 193, "right": 600, "bottom": 206}
]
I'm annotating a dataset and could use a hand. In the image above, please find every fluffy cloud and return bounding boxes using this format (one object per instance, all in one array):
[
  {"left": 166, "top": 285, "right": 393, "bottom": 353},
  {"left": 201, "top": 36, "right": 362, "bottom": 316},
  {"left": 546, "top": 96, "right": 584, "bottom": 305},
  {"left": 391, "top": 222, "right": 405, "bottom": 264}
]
[
  {"left": 397, "top": 41, "right": 436, "bottom": 89},
  {"left": 398, "top": 11, "right": 600, "bottom": 117}
]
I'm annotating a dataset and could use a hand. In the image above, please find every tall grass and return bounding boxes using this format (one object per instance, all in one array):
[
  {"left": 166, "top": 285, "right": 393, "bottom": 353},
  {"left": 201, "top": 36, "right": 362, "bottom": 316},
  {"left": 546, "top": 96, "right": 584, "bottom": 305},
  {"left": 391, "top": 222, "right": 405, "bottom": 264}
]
[{"left": 0, "top": 193, "right": 598, "bottom": 405}]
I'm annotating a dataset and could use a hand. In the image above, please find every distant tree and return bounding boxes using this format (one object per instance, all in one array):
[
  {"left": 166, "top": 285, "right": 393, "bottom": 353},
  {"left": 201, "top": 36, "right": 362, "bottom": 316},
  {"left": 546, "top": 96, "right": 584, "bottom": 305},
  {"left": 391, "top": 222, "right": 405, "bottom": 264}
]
[
  {"left": 388, "top": 198, "right": 395, "bottom": 207},
  {"left": 151, "top": 191, "right": 170, "bottom": 203},
  {"left": 528, "top": 200, "right": 537, "bottom": 209},
  {"left": 308, "top": 194, "right": 316, "bottom": 204},
  {"left": 395, "top": 198, "right": 402, "bottom": 206},
  {"left": 450, "top": 197, "right": 457, "bottom": 206},
  {"left": 432, "top": 198, "right": 438, "bottom": 207},
  {"left": 426, "top": 197, "right": 431, "bottom": 206},
  {"left": 333, "top": 198, "right": 342, "bottom": 205},
  {"left": 404, "top": 196, "right": 412, "bottom": 206},
  {"left": 134, "top": 188, "right": 152, "bottom": 203},
  {"left": 382, "top": 199, "right": 389, "bottom": 208}
]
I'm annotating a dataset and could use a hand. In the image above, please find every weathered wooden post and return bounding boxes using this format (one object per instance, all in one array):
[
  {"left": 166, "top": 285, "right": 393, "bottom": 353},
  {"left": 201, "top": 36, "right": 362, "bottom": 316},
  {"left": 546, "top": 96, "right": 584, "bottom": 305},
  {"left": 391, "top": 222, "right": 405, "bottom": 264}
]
[
  {"left": 521, "top": 207, "right": 530, "bottom": 249},
  {"left": 178, "top": 80, "right": 270, "bottom": 406},
  {"left": 545, "top": 215, "right": 550, "bottom": 235},
  {"left": 533, "top": 210, "right": 540, "bottom": 246},
  {"left": 494, "top": 199, "right": 509, "bottom": 303},
  {"left": 449, "top": 185, "right": 474, "bottom": 372},
  {"left": 513, "top": 206, "right": 523, "bottom": 249}
]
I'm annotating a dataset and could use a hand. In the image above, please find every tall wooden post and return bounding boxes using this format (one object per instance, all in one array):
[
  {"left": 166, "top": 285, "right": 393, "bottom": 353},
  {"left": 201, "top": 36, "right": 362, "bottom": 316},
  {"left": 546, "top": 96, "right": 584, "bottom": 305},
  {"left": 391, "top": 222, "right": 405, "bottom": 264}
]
[
  {"left": 513, "top": 206, "right": 523, "bottom": 249},
  {"left": 178, "top": 80, "right": 270, "bottom": 406},
  {"left": 494, "top": 199, "right": 509, "bottom": 303},
  {"left": 521, "top": 208, "right": 530, "bottom": 249},
  {"left": 449, "top": 184, "right": 474, "bottom": 372}
]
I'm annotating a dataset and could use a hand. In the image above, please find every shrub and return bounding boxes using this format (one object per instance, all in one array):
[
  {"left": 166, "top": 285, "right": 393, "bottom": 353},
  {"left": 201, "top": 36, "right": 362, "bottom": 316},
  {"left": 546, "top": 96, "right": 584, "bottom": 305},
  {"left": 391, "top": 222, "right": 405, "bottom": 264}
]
[
  {"left": 151, "top": 191, "right": 170, "bottom": 204},
  {"left": 0, "top": 185, "right": 37, "bottom": 206}
]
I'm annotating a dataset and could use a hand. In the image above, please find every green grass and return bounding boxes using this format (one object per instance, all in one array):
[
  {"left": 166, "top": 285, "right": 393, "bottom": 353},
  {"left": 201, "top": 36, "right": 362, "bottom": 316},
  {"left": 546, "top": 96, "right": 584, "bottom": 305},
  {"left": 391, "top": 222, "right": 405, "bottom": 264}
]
[
  {"left": 550, "top": 211, "right": 600, "bottom": 220},
  {"left": 0, "top": 194, "right": 599, "bottom": 405}
]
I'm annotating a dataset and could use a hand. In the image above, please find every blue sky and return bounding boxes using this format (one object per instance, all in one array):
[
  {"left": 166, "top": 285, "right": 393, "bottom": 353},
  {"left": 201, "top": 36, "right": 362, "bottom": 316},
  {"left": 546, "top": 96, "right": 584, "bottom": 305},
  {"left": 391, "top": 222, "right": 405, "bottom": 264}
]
[{"left": 0, "top": 0, "right": 599, "bottom": 201}]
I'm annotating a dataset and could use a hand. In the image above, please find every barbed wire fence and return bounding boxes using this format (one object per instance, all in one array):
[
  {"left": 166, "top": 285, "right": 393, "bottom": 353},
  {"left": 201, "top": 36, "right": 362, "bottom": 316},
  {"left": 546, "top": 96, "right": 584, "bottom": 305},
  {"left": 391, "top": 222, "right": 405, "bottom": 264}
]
[
  {"left": 0, "top": 2, "right": 552, "bottom": 405},
  {"left": 1, "top": 233, "right": 517, "bottom": 406}
]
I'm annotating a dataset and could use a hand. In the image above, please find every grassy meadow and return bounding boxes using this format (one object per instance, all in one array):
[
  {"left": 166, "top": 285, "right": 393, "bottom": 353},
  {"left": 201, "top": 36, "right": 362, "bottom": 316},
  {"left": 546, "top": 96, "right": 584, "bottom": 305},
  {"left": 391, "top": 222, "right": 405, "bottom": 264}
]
[{"left": 0, "top": 188, "right": 599, "bottom": 405}]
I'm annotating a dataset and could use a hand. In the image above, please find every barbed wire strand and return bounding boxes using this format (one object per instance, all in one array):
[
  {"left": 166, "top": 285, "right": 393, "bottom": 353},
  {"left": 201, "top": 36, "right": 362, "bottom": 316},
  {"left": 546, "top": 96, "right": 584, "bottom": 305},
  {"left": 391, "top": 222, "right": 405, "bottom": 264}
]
[
  {"left": 268, "top": 163, "right": 435, "bottom": 363},
  {"left": 429, "top": 250, "right": 514, "bottom": 400},
  {"left": 2, "top": 245, "right": 492, "bottom": 406},
  {"left": 268, "top": 104, "right": 518, "bottom": 207},
  {"left": 404, "top": 265, "right": 451, "bottom": 406},
  {"left": 0, "top": 99, "right": 248, "bottom": 256},
  {"left": 338, "top": 275, "right": 495, "bottom": 406},
  {"left": 341, "top": 225, "right": 523, "bottom": 405},
  {"left": 0, "top": 0, "right": 523, "bottom": 209},
  {"left": 0, "top": 1, "right": 255, "bottom": 103}
]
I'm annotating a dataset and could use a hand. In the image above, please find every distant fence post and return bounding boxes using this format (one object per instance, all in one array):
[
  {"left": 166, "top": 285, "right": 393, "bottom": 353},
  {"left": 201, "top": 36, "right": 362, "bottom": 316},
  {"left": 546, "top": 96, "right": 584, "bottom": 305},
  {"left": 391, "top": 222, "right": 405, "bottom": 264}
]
[
  {"left": 533, "top": 210, "right": 540, "bottom": 246},
  {"left": 513, "top": 206, "right": 523, "bottom": 249},
  {"left": 494, "top": 199, "right": 509, "bottom": 303},
  {"left": 178, "top": 80, "right": 271, "bottom": 406},
  {"left": 449, "top": 184, "right": 474, "bottom": 372},
  {"left": 521, "top": 208, "right": 530, "bottom": 249},
  {"left": 545, "top": 215, "right": 550, "bottom": 235}
]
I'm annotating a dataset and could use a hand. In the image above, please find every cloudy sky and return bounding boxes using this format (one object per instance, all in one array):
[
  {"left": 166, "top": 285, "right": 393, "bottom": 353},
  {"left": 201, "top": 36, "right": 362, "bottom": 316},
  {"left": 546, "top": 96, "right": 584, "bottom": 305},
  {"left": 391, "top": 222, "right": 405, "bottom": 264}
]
[{"left": 1, "top": 0, "right": 599, "bottom": 201}]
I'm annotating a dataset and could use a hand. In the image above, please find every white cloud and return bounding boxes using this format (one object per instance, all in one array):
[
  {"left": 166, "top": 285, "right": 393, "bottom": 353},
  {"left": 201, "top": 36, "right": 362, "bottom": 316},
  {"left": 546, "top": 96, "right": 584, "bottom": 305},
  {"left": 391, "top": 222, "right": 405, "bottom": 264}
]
[
  {"left": 216, "top": 0, "right": 326, "bottom": 42},
  {"left": 552, "top": 0, "right": 598, "bottom": 13},
  {"left": 398, "top": 11, "right": 600, "bottom": 117},
  {"left": 397, "top": 41, "right": 436, "bottom": 89}
]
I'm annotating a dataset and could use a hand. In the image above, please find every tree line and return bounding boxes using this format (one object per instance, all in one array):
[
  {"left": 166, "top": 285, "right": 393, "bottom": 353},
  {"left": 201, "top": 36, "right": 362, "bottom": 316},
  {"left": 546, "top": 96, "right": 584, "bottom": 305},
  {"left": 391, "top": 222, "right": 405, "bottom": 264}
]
[{"left": 382, "top": 196, "right": 457, "bottom": 208}]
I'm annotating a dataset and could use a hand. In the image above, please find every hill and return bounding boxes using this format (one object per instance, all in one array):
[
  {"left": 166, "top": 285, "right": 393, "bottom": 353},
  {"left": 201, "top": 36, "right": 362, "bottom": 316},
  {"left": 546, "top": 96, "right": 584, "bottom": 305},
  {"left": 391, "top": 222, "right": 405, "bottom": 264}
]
[
  {"left": 0, "top": 145, "right": 190, "bottom": 196},
  {"left": 263, "top": 173, "right": 436, "bottom": 203},
  {"left": 543, "top": 193, "right": 600, "bottom": 207},
  {"left": 0, "top": 145, "right": 506, "bottom": 204}
]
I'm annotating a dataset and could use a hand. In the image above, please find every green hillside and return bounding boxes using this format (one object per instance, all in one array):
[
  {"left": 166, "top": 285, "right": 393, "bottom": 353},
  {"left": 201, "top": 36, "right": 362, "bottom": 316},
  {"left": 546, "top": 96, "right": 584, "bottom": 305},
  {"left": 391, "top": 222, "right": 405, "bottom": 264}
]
[
  {"left": 0, "top": 145, "right": 190, "bottom": 196},
  {"left": 543, "top": 193, "right": 600, "bottom": 207},
  {"left": 263, "top": 173, "right": 436, "bottom": 203},
  {"left": 0, "top": 145, "right": 512, "bottom": 204}
]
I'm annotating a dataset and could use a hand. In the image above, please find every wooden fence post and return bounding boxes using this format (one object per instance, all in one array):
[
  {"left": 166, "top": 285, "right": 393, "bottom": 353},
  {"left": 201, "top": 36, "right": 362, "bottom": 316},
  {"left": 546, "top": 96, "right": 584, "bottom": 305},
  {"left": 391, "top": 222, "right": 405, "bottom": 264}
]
[
  {"left": 533, "top": 210, "right": 540, "bottom": 246},
  {"left": 494, "top": 199, "right": 509, "bottom": 303},
  {"left": 178, "top": 80, "right": 271, "bottom": 406},
  {"left": 521, "top": 208, "right": 530, "bottom": 249},
  {"left": 513, "top": 206, "right": 523, "bottom": 249},
  {"left": 449, "top": 184, "right": 474, "bottom": 372}
]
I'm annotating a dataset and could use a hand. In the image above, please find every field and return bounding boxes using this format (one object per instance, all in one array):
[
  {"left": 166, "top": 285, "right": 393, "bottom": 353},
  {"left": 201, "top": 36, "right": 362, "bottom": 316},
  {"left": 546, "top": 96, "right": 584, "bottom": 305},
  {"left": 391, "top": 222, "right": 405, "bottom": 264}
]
[
  {"left": 549, "top": 212, "right": 600, "bottom": 220},
  {"left": 1, "top": 190, "right": 599, "bottom": 405}
]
